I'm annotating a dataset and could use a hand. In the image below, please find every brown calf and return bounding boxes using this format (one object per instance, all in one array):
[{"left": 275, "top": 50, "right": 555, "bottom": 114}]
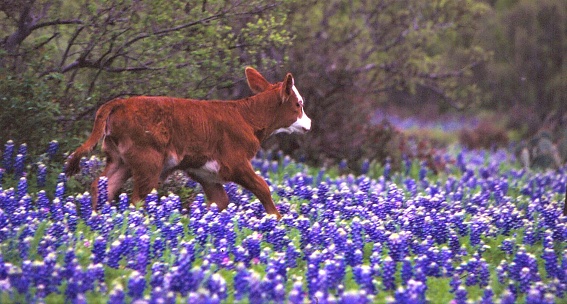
[{"left": 65, "top": 67, "right": 311, "bottom": 219}]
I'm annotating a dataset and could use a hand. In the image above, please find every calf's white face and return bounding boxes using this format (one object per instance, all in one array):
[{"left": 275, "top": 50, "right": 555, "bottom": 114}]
[{"left": 275, "top": 84, "right": 311, "bottom": 135}]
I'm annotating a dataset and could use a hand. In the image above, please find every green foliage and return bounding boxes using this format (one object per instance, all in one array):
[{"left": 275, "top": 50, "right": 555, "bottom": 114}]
[
  {"left": 0, "top": 71, "right": 62, "bottom": 152},
  {"left": 477, "top": 0, "right": 567, "bottom": 123}
]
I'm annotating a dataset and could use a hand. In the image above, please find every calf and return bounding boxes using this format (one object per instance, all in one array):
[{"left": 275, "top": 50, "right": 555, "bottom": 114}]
[{"left": 65, "top": 67, "right": 311, "bottom": 219}]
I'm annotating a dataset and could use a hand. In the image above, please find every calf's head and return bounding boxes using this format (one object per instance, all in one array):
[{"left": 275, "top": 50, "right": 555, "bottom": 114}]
[{"left": 245, "top": 67, "right": 311, "bottom": 135}]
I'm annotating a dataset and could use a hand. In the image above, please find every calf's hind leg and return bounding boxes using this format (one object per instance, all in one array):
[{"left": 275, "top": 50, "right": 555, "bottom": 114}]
[
  {"left": 126, "top": 148, "right": 164, "bottom": 205},
  {"left": 191, "top": 175, "right": 229, "bottom": 211},
  {"left": 90, "top": 153, "right": 131, "bottom": 210}
]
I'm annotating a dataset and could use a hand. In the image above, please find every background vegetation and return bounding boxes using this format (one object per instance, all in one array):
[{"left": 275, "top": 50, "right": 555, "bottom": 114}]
[{"left": 1, "top": 0, "right": 566, "bottom": 165}]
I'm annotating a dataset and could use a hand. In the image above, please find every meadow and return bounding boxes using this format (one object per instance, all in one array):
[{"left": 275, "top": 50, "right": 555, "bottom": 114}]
[{"left": 0, "top": 138, "right": 566, "bottom": 303}]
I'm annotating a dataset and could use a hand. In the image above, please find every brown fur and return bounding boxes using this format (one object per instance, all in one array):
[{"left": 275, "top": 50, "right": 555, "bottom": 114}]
[{"left": 65, "top": 68, "right": 309, "bottom": 219}]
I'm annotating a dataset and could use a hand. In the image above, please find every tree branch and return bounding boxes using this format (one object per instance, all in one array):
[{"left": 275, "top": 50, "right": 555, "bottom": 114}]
[{"left": 29, "top": 19, "right": 83, "bottom": 31}]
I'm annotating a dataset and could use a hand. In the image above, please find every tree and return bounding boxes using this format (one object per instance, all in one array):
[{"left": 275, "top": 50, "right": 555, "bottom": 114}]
[
  {"left": 277, "top": 0, "right": 491, "bottom": 165},
  {"left": 476, "top": 0, "right": 567, "bottom": 133}
]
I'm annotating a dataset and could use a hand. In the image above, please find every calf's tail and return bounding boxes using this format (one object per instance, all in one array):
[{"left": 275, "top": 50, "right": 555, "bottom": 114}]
[{"left": 65, "top": 101, "right": 115, "bottom": 177}]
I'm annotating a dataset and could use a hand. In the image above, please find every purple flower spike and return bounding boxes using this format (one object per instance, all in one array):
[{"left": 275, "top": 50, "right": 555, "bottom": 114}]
[
  {"left": 339, "top": 290, "right": 371, "bottom": 304},
  {"left": 108, "top": 285, "right": 126, "bottom": 304},
  {"left": 353, "top": 265, "right": 375, "bottom": 294},
  {"left": 107, "top": 239, "right": 123, "bottom": 269},
  {"left": 288, "top": 278, "right": 305, "bottom": 304},
  {"left": 13, "top": 153, "right": 25, "bottom": 178},
  {"left": 92, "top": 236, "right": 106, "bottom": 264},
  {"left": 480, "top": 286, "right": 494, "bottom": 304},
  {"left": 453, "top": 285, "right": 467, "bottom": 304},
  {"left": 206, "top": 273, "right": 227, "bottom": 301},
  {"left": 127, "top": 271, "right": 146, "bottom": 300},
  {"left": 382, "top": 256, "right": 397, "bottom": 291},
  {"left": 96, "top": 176, "right": 109, "bottom": 209},
  {"left": 2, "top": 140, "right": 14, "bottom": 171},
  {"left": 46, "top": 140, "right": 59, "bottom": 160},
  {"left": 394, "top": 279, "right": 427, "bottom": 304},
  {"left": 36, "top": 163, "right": 47, "bottom": 187}
]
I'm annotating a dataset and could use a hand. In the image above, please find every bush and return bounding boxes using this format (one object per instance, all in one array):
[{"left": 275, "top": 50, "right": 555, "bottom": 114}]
[
  {"left": 0, "top": 72, "right": 62, "bottom": 153},
  {"left": 459, "top": 120, "right": 509, "bottom": 150}
]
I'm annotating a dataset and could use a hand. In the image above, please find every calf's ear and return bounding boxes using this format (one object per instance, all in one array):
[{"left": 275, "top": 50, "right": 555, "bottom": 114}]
[
  {"left": 280, "top": 73, "right": 294, "bottom": 103},
  {"left": 246, "top": 67, "right": 270, "bottom": 94}
]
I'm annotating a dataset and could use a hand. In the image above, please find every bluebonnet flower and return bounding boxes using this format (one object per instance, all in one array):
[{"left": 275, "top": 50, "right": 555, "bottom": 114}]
[
  {"left": 477, "top": 258, "right": 491, "bottom": 288},
  {"left": 234, "top": 263, "right": 250, "bottom": 300},
  {"left": 500, "top": 237, "right": 515, "bottom": 255},
  {"left": 165, "top": 248, "right": 202, "bottom": 296},
  {"left": 85, "top": 211, "right": 103, "bottom": 233},
  {"left": 76, "top": 193, "right": 92, "bottom": 221},
  {"left": 542, "top": 247, "right": 558, "bottom": 279},
  {"left": 127, "top": 271, "right": 146, "bottom": 300},
  {"left": 340, "top": 289, "right": 372, "bottom": 304},
  {"left": 449, "top": 273, "right": 461, "bottom": 293},
  {"left": 148, "top": 262, "right": 166, "bottom": 290},
  {"left": 15, "top": 176, "right": 27, "bottom": 200},
  {"left": 245, "top": 270, "right": 264, "bottom": 303},
  {"left": 13, "top": 153, "right": 25, "bottom": 178},
  {"left": 510, "top": 247, "right": 540, "bottom": 285},
  {"left": 0, "top": 168, "right": 4, "bottom": 188},
  {"left": 388, "top": 231, "right": 410, "bottom": 262},
  {"left": 45, "top": 140, "right": 59, "bottom": 160},
  {"left": 333, "top": 227, "right": 348, "bottom": 254},
  {"left": 52, "top": 181, "right": 65, "bottom": 202},
  {"left": 394, "top": 279, "right": 427, "bottom": 304},
  {"left": 135, "top": 234, "right": 151, "bottom": 274},
  {"left": 382, "top": 256, "right": 397, "bottom": 291},
  {"left": 285, "top": 242, "right": 300, "bottom": 268},
  {"left": 500, "top": 288, "right": 516, "bottom": 304},
  {"left": 95, "top": 176, "right": 108, "bottom": 210},
  {"left": 150, "top": 238, "right": 165, "bottom": 263},
  {"left": 288, "top": 278, "right": 305, "bottom": 304},
  {"left": 523, "top": 226, "right": 536, "bottom": 246},
  {"left": 453, "top": 285, "right": 467, "bottom": 304},
  {"left": 353, "top": 265, "right": 375, "bottom": 294},
  {"left": 107, "top": 238, "right": 124, "bottom": 269},
  {"left": 36, "top": 190, "right": 49, "bottom": 215},
  {"left": 2, "top": 140, "right": 14, "bottom": 171},
  {"left": 16, "top": 143, "right": 27, "bottom": 158},
  {"left": 18, "top": 236, "right": 32, "bottom": 260},
  {"left": 242, "top": 232, "right": 262, "bottom": 262},
  {"left": 350, "top": 217, "right": 364, "bottom": 248},
  {"left": 91, "top": 236, "right": 106, "bottom": 264},
  {"left": 479, "top": 286, "right": 494, "bottom": 304},
  {"left": 382, "top": 160, "right": 391, "bottom": 180},
  {"left": 401, "top": 257, "right": 414, "bottom": 286},
  {"left": 7, "top": 264, "right": 30, "bottom": 297},
  {"left": 108, "top": 284, "right": 126, "bottom": 304},
  {"left": 518, "top": 267, "right": 534, "bottom": 293},
  {"left": 323, "top": 256, "right": 345, "bottom": 291},
  {"left": 116, "top": 192, "right": 129, "bottom": 212},
  {"left": 496, "top": 260, "right": 509, "bottom": 285}
]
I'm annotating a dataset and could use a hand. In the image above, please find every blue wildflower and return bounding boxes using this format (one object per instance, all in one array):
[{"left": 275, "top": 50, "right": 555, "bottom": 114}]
[
  {"left": 2, "top": 140, "right": 14, "bottom": 171},
  {"left": 127, "top": 271, "right": 146, "bottom": 300},
  {"left": 382, "top": 256, "right": 397, "bottom": 291},
  {"left": 108, "top": 284, "right": 126, "bottom": 304}
]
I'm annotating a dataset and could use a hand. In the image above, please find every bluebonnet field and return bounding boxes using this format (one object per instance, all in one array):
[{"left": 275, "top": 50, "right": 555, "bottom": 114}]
[{"left": 0, "top": 138, "right": 566, "bottom": 304}]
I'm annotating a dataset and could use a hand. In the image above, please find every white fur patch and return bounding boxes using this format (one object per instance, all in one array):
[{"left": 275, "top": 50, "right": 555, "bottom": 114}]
[
  {"left": 202, "top": 160, "right": 220, "bottom": 173},
  {"left": 292, "top": 85, "right": 304, "bottom": 106},
  {"left": 187, "top": 160, "right": 223, "bottom": 183}
]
